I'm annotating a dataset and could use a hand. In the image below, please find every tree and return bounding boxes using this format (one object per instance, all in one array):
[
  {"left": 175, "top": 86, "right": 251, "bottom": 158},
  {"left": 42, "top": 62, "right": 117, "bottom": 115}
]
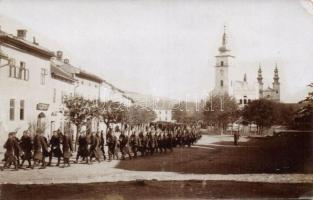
[
  {"left": 295, "top": 83, "right": 313, "bottom": 130},
  {"left": 203, "top": 94, "right": 239, "bottom": 130},
  {"left": 172, "top": 101, "right": 204, "bottom": 123},
  {"left": 242, "top": 99, "right": 276, "bottom": 134},
  {"left": 98, "top": 100, "right": 128, "bottom": 128},
  {"left": 125, "top": 105, "right": 156, "bottom": 125},
  {"left": 64, "top": 96, "right": 94, "bottom": 150}
]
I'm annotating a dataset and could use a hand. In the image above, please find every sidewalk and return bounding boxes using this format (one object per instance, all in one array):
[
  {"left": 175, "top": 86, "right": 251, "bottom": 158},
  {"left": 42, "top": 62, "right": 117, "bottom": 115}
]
[{"left": 0, "top": 160, "right": 312, "bottom": 185}]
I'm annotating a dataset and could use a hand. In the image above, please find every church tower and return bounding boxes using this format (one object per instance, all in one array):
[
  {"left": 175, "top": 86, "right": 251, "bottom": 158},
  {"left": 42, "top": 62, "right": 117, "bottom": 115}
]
[
  {"left": 257, "top": 64, "right": 263, "bottom": 98},
  {"left": 213, "top": 26, "right": 234, "bottom": 95},
  {"left": 272, "top": 64, "right": 280, "bottom": 101}
]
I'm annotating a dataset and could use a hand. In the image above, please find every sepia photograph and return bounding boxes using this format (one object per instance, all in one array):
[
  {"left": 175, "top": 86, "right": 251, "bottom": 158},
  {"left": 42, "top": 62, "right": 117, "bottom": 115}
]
[{"left": 0, "top": 0, "right": 313, "bottom": 199}]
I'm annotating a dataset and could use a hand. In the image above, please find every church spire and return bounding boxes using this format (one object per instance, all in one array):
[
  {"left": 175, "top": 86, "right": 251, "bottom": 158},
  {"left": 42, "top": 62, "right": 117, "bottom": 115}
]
[
  {"left": 274, "top": 63, "right": 279, "bottom": 82},
  {"left": 222, "top": 25, "right": 227, "bottom": 46},
  {"left": 257, "top": 64, "right": 263, "bottom": 84},
  {"left": 219, "top": 25, "right": 229, "bottom": 53}
]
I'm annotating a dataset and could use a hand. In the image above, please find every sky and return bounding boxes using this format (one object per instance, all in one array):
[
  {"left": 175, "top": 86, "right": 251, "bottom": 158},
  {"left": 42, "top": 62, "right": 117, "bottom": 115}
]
[{"left": 0, "top": 0, "right": 313, "bottom": 103}]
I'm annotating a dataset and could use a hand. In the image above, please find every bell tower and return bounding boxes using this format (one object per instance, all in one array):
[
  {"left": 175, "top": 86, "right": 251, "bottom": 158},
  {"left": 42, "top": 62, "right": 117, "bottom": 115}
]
[
  {"left": 257, "top": 64, "right": 263, "bottom": 98},
  {"left": 273, "top": 64, "right": 280, "bottom": 101},
  {"left": 213, "top": 26, "right": 234, "bottom": 95}
]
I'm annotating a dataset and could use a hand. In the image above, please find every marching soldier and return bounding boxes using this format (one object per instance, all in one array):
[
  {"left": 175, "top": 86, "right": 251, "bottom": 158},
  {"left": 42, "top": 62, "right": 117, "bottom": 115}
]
[
  {"left": 20, "top": 130, "right": 33, "bottom": 168},
  {"left": 76, "top": 131, "right": 90, "bottom": 164},
  {"left": 48, "top": 131, "right": 63, "bottom": 166},
  {"left": 129, "top": 129, "right": 138, "bottom": 158},
  {"left": 90, "top": 132, "right": 101, "bottom": 163},
  {"left": 1, "top": 132, "right": 20, "bottom": 171},
  {"left": 100, "top": 131, "right": 106, "bottom": 160},
  {"left": 62, "top": 132, "right": 73, "bottom": 167},
  {"left": 32, "top": 129, "right": 49, "bottom": 169}
]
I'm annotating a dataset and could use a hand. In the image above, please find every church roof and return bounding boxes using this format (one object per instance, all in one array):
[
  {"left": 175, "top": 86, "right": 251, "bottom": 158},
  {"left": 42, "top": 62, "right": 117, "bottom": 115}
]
[{"left": 263, "top": 87, "right": 275, "bottom": 92}]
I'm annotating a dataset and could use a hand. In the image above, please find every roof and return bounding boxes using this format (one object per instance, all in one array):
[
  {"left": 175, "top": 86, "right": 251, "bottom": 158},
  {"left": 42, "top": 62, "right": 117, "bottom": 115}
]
[
  {"left": 76, "top": 69, "right": 104, "bottom": 83},
  {"left": 53, "top": 58, "right": 103, "bottom": 83},
  {"left": 51, "top": 65, "right": 76, "bottom": 82},
  {"left": 0, "top": 30, "right": 55, "bottom": 59},
  {"left": 263, "top": 87, "right": 275, "bottom": 92}
]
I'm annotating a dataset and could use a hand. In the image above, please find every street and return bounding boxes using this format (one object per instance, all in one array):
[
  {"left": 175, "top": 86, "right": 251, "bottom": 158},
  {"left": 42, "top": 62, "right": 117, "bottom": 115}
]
[{"left": 0, "top": 133, "right": 312, "bottom": 199}]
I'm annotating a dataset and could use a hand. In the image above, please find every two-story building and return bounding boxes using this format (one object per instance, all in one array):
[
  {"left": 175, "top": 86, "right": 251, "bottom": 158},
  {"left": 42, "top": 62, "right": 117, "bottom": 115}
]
[{"left": 0, "top": 29, "right": 55, "bottom": 143}]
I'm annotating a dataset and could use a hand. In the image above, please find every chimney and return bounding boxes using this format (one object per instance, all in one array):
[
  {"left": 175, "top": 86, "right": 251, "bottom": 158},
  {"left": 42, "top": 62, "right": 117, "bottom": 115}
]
[
  {"left": 32, "top": 37, "right": 39, "bottom": 45},
  {"left": 64, "top": 58, "right": 69, "bottom": 64},
  {"left": 17, "top": 29, "right": 27, "bottom": 40},
  {"left": 56, "top": 51, "right": 63, "bottom": 60}
]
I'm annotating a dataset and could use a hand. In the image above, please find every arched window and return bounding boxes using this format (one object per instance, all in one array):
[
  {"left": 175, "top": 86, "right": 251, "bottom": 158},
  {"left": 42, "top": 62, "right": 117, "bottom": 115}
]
[
  {"left": 244, "top": 99, "right": 247, "bottom": 104},
  {"left": 220, "top": 80, "right": 224, "bottom": 87},
  {"left": 221, "top": 61, "right": 224, "bottom": 66}
]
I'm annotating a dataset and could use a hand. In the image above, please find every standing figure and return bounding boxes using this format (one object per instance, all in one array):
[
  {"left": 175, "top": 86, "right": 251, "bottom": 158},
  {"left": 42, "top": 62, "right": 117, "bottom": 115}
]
[
  {"left": 106, "top": 128, "right": 117, "bottom": 161},
  {"left": 13, "top": 133, "right": 21, "bottom": 167},
  {"left": 33, "top": 129, "right": 49, "bottom": 169},
  {"left": 90, "top": 132, "right": 101, "bottom": 163},
  {"left": 20, "top": 130, "right": 33, "bottom": 168},
  {"left": 1, "top": 132, "right": 20, "bottom": 171},
  {"left": 48, "top": 131, "right": 63, "bottom": 166},
  {"left": 76, "top": 131, "right": 90, "bottom": 164},
  {"left": 234, "top": 131, "right": 240, "bottom": 145},
  {"left": 119, "top": 131, "right": 131, "bottom": 160},
  {"left": 62, "top": 132, "right": 73, "bottom": 167},
  {"left": 100, "top": 131, "right": 106, "bottom": 161},
  {"left": 129, "top": 131, "right": 138, "bottom": 158}
]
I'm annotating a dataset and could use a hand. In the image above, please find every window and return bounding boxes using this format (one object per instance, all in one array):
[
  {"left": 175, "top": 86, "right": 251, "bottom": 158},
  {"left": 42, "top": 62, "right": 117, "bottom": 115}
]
[
  {"left": 220, "top": 80, "right": 224, "bottom": 87},
  {"left": 9, "top": 65, "right": 16, "bottom": 78},
  {"left": 244, "top": 99, "right": 247, "bottom": 104},
  {"left": 53, "top": 88, "right": 56, "bottom": 103},
  {"left": 248, "top": 99, "right": 251, "bottom": 103},
  {"left": 18, "top": 62, "right": 25, "bottom": 79},
  {"left": 40, "top": 68, "right": 46, "bottom": 85},
  {"left": 20, "top": 100, "right": 24, "bottom": 120},
  {"left": 10, "top": 99, "right": 15, "bottom": 121},
  {"left": 239, "top": 99, "right": 243, "bottom": 104},
  {"left": 221, "top": 61, "right": 224, "bottom": 66}
]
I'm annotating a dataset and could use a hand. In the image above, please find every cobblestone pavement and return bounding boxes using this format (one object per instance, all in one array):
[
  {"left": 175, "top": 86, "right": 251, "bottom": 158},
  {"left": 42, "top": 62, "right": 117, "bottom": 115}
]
[{"left": 0, "top": 135, "right": 312, "bottom": 185}]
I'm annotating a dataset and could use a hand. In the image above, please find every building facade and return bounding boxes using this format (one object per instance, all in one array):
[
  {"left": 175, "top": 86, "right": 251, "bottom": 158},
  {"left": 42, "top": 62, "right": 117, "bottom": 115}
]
[
  {"left": 258, "top": 65, "right": 280, "bottom": 102},
  {"left": 213, "top": 27, "right": 234, "bottom": 95},
  {"left": 232, "top": 73, "right": 259, "bottom": 107},
  {"left": 212, "top": 27, "right": 281, "bottom": 106},
  {"left": 154, "top": 109, "right": 173, "bottom": 122},
  {"left": 0, "top": 29, "right": 55, "bottom": 143}
]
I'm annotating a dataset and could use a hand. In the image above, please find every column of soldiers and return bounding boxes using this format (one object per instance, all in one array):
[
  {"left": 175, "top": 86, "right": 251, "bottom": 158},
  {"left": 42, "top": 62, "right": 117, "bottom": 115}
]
[{"left": 1, "top": 123, "right": 201, "bottom": 171}]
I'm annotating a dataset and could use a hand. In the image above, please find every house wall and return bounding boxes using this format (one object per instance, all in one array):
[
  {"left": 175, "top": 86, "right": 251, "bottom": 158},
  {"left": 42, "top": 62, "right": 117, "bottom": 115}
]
[{"left": 0, "top": 45, "right": 52, "bottom": 146}]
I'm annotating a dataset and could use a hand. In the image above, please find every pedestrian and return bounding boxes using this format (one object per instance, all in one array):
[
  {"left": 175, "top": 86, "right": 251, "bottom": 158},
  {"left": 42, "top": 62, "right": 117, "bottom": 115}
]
[
  {"left": 75, "top": 131, "right": 90, "bottom": 164},
  {"left": 62, "top": 132, "right": 73, "bottom": 167},
  {"left": 48, "top": 131, "right": 63, "bottom": 166},
  {"left": 100, "top": 131, "right": 106, "bottom": 161},
  {"left": 32, "top": 129, "right": 48, "bottom": 169},
  {"left": 20, "top": 130, "right": 33, "bottom": 168},
  {"left": 90, "top": 132, "right": 101, "bottom": 163},
  {"left": 234, "top": 131, "right": 240, "bottom": 145},
  {"left": 1, "top": 132, "right": 20, "bottom": 171}
]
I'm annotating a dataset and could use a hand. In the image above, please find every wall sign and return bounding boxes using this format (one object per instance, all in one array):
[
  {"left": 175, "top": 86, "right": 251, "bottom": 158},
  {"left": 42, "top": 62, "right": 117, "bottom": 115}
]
[{"left": 37, "top": 103, "right": 49, "bottom": 111}]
